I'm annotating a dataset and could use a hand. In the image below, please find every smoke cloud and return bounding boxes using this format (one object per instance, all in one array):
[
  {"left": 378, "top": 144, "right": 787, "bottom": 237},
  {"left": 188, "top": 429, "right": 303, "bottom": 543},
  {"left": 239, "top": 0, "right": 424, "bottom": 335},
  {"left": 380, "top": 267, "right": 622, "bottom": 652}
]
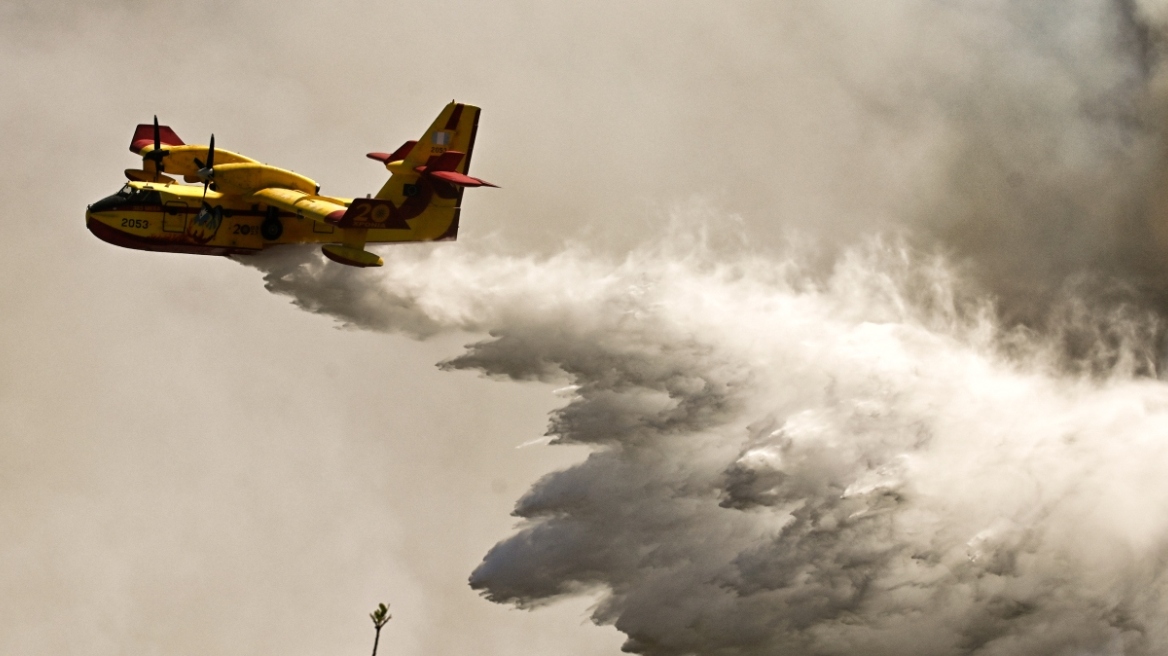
[
  {"left": 875, "top": 0, "right": 1168, "bottom": 342},
  {"left": 233, "top": 1, "right": 1168, "bottom": 654}
]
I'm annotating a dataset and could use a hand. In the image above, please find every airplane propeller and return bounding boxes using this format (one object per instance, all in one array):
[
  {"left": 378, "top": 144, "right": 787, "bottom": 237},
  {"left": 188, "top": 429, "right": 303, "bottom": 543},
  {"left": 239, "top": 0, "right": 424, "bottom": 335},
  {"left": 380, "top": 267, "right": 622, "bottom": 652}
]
[
  {"left": 193, "top": 134, "right": 216, "bottom": 202},
  {"left": 141, "top": 115, "right": 169, "bottom": 173}
]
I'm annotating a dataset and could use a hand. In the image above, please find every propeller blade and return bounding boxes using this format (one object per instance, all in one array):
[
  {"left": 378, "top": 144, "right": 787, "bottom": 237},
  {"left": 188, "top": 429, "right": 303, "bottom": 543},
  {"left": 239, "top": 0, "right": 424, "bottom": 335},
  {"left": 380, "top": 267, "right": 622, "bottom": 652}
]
[
  {"left": 195, "top": 135, "right": 216, "bottom": 184},
  {"left": 144, "top": 115, "right": 168, "bottom": 172},
  {"left": 193, "top": 158, "right": 204, "bottom": 170},
  {"left": 199, "top": 135, "right": 216, "bottom": 200},
  {"left": 200, "top": 135, "right": 215, "bottom": 201}
]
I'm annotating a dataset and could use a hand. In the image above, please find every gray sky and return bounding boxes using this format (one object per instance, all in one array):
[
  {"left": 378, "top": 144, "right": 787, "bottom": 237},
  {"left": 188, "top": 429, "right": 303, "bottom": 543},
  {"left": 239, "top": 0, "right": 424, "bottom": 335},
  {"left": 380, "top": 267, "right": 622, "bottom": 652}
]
[{"left": 8, "top": 1, "right": 1168, "bottom": 655}]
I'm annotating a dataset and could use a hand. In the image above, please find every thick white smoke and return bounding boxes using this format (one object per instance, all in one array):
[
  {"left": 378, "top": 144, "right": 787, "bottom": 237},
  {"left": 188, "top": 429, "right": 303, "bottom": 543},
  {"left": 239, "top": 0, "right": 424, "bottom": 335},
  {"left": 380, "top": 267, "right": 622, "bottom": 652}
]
[
  {"left": 244, "top": 232, "right": 1168, "bottom": 655},
  {"left": 232, "top": 3, "right": 1168, "bottom": 653}
]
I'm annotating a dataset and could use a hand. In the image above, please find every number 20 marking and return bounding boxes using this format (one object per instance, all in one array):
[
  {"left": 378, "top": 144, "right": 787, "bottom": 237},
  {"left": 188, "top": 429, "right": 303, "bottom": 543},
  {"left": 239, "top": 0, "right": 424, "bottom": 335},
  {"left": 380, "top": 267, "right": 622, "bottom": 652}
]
[
  {"left": 350, "top": 203, "right": 391, "bottom": 224},
  {"left": 350, "top": 204, "right": 371, "bottom": 222}
]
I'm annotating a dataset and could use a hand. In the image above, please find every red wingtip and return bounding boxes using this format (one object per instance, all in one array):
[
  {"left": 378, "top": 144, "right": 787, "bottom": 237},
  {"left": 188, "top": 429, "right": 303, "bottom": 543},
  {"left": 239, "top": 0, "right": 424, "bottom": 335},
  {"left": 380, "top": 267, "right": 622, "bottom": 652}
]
[{"left": 129, "top": 123, "right": 184, "bottom": 154}]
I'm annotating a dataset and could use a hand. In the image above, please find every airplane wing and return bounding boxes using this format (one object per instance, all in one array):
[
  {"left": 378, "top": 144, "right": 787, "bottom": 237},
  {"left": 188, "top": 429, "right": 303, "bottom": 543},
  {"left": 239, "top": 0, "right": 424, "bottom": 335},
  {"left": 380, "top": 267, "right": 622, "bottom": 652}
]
[
  {"left": 250, "top": 187, "right": 390, "bottom": 267},
  {"left": 250, "top": 187, "right": 419, "bottom": 231},
  {"left": 248, "top": 187, "right": 347, "bottom": 224}
]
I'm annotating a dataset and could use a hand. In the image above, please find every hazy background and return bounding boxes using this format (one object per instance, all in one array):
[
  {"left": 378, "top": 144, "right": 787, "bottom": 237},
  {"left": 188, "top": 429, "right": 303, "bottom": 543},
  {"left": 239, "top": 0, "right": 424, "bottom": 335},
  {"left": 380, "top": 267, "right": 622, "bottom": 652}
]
[{"left": 7, "top": 1, "right": 1168, "bottom": 654}]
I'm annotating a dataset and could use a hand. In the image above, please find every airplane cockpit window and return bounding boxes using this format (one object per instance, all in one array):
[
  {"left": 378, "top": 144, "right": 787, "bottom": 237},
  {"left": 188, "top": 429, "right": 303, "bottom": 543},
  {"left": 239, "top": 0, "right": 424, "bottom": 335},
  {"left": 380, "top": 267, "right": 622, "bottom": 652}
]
[
  {"left": 113, "top": 186, "right": 162, "bottom": 205},
  {"left": 89, "top": 186, "right": 163, "bottom": 213}
]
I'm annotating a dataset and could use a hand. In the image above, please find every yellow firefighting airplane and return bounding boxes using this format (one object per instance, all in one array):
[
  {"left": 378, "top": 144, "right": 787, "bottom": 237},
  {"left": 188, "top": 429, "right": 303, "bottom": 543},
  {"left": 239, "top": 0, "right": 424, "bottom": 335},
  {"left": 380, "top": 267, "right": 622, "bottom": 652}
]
[{"left": 85, "top": 102, "right": 495, "bottom": 267}]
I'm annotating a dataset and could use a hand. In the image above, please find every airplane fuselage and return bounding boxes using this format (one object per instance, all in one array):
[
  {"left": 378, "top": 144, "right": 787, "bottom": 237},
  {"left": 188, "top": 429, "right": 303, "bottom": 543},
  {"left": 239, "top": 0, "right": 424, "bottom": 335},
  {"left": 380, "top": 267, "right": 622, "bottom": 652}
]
[
  {"left": 89, "top": 102, "right": 486, "bottom": 266},
  {"left": 85, "top": 180, "right": 458, "bottom": 257}
]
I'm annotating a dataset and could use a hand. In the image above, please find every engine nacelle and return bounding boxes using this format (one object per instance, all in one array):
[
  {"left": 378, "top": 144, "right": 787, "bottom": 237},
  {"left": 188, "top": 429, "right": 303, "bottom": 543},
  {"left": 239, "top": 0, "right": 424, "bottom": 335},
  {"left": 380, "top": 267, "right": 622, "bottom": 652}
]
[{"left": 210, "top": 163, "right": 318, "bottom": 196}]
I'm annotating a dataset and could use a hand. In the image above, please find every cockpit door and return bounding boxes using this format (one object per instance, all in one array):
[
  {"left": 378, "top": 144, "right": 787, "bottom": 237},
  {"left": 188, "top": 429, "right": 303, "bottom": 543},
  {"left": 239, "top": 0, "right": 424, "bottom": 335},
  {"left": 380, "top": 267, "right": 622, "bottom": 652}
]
[{"left": 163, "top": 201, "right": 188, "bottom": 232}]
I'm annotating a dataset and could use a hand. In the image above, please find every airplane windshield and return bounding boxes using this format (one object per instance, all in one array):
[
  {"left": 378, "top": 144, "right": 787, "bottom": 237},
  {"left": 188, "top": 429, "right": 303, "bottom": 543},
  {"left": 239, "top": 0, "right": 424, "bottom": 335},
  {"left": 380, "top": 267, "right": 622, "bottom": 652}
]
[
  {"left": 90, "top": 185, "right": 163, "bottom": 214},
  {"left": 115, "top": 185, "right": 162, "bottom": 205}
]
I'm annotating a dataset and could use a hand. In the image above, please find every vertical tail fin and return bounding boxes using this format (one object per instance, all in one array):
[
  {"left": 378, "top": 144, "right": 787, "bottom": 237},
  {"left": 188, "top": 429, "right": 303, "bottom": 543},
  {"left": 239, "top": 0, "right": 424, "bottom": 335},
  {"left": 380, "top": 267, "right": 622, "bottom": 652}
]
[
  {"left": 404, "top": 101, "right": 481, "bottom": 171},
  {"left": 346, "top": 102, "right": 492, "bottom": 242},
  {"left": 371, "top": 101, "right": 485, "bottom": 201}
]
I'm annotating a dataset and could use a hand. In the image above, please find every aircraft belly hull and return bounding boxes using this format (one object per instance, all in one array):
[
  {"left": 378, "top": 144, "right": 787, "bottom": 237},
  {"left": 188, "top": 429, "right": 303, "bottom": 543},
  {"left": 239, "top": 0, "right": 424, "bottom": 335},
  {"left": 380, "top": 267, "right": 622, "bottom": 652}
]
[
  {"left": 86, "top": 182, "right": 461, "bottom": 263},
  {"left": 86, "top": 216, "right": 257, "bottom": 256}
]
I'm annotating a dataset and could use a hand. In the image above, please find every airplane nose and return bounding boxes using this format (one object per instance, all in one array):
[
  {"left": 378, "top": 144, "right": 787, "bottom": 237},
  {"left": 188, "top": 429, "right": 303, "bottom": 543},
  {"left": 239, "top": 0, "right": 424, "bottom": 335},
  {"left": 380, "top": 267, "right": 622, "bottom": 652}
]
[{"left": 89, "top": 194, "right": 124, "bottom": 214}]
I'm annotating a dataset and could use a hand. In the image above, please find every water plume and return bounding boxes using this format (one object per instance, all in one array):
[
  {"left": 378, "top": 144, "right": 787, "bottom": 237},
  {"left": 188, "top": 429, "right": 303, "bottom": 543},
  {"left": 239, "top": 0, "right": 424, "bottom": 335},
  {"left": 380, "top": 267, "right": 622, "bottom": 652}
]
[
  {"left": 243, "top": 232, "right": 1168, "bottom": 655},
  {"left": 235, "top": 3, "right": 1168, "bottom": 652}
]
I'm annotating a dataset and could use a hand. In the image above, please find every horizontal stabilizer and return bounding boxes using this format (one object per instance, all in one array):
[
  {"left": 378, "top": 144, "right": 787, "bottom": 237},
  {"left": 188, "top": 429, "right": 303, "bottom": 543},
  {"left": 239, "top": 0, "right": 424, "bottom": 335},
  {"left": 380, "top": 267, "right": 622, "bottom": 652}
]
[
  {"left": 429, "top": 170, "right": 498, "bottom": 187},
  {"left": 413, "top": 150, "right": 496, "bottom": 187},
  {"left": 434, "top": 169, "right": 497, "bottom": 187},
  {"left": 367, "top": 141, "right": 418, "bottom": 165},
  {"left": 424, "top": 150, "right": 465, "bottom": 172}
]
